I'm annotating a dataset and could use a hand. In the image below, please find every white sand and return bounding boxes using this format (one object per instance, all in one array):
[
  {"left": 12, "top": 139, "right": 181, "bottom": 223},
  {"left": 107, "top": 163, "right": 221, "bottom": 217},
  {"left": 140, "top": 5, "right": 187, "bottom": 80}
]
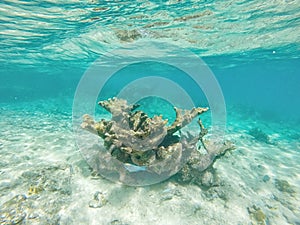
[{"left": 0, "top": 100, "right": 299, "bottom": 225}]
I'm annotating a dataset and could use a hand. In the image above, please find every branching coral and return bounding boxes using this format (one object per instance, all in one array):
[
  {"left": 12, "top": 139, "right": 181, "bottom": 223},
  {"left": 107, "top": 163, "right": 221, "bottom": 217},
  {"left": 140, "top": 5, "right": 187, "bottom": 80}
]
[{"left": 82, "top": 97, "right": 234, "bottom": 184}]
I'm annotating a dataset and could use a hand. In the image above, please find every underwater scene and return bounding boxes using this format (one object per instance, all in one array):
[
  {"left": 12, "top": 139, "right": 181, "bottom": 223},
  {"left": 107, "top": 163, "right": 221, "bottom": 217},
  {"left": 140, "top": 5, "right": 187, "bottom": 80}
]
[{"left": 1, "top": 0, "right": 300, "bottom": 224}]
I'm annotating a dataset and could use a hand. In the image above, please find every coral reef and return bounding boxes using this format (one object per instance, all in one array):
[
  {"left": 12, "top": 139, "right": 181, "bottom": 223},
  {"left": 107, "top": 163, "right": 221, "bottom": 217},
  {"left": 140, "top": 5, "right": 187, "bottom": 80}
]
[
  {"left": 175, "top": 139, "right": 235, "bottom": 187},
  {"left": 249, "top": 127, "right": 272, "bottom": 144},
  {"left": 82, "top": 97, "right": 234, "bottom": 185}
]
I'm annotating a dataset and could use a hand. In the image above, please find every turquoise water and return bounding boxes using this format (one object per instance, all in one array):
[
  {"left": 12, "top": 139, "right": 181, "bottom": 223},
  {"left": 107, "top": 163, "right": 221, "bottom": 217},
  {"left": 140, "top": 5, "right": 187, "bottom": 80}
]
[{"left": 1, "top": 1, "right": 300, "bottom": 224}]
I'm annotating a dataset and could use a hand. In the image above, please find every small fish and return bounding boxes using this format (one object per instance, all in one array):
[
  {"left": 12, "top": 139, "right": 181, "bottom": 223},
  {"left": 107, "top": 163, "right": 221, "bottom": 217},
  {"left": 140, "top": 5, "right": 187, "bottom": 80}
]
[{"left": 124, "top": 163, "right": 147, "bottom": 172}]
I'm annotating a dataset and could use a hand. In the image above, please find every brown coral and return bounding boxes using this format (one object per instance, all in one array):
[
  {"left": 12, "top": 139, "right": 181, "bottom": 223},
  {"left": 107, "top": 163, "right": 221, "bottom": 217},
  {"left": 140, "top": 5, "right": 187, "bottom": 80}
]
[
  {"left": 82, "top": 97, "right": 208, "bottom": 166},
  {"left": 81, "top": 97, "right": 234, "bottom": 184}
]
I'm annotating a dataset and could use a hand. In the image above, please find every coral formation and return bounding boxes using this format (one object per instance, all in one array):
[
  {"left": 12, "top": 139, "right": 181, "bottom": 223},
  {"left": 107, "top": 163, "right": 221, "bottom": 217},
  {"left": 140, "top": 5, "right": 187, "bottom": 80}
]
[
  {"left": 175, "top": 139, "right": 235, "bottom": 187},
  {"left": 28, "top": 185, "right": 43, "bottom": 195},
  {"left": 249, "top": 127, "right": 272, "bottom": 144},
  {"left": 82, "top": 97, "right": 234, "bottom": 184},
  {"left": 88, "top": 191, "right": 107, "bottom": 208},
  {"left": 0, "top": 164, "right": 73, "bottom": 224},
  {"left": 0, "top": 195, "right": 27, "bottom": 225},
  {"left": 247, "top": 205, "right": 267, "bottom": 225},
  {"left": 274, "top": 179, "right": 296, "bottom": 195}
]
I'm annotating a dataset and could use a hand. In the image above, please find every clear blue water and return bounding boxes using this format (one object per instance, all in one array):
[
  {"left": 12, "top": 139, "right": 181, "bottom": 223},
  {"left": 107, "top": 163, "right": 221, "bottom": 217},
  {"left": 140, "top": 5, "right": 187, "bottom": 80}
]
[{"left": 1, "top": 1, "right": 300, "bottom": 224}]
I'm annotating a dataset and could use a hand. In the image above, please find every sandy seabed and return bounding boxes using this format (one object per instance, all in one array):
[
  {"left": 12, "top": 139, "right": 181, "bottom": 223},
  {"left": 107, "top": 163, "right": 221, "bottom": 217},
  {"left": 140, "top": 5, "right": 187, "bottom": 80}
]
[{"left": 0, "top": 99, "right": 299, "bottom": 225}]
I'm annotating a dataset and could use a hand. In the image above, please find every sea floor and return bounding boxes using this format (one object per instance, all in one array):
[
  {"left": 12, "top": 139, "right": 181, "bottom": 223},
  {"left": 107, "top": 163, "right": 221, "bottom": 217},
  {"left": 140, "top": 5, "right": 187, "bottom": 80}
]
[{"left": 0, "top": 98, "right": 299, "bottom": 225}]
